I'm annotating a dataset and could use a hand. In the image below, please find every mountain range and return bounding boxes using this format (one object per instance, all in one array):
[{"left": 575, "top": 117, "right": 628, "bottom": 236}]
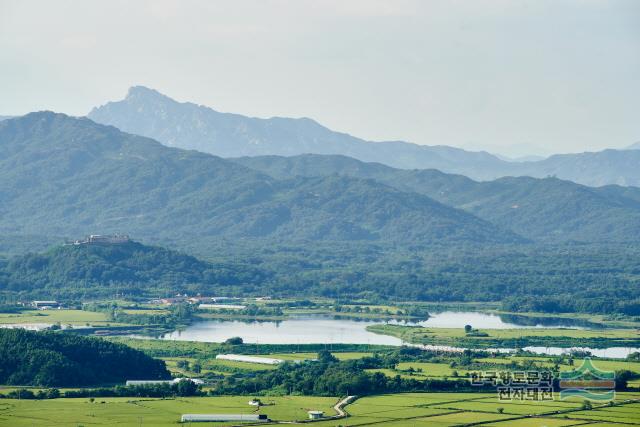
[
  {"left": 233, "top": 154, "right": 640, "bottom": 243},
  {"left": 0, "top": 112, "right": 521, "bottom": 247},
  {"left": 2, "top": 112, "right": 640, "bottom": 247},
  {"left": 88, "top": 86, "right": 640, "bottom": 187}
]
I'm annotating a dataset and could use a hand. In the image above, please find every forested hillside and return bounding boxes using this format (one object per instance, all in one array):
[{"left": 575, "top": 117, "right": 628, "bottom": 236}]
[
  {"left": 0, "top": 112, "right": 522, "bottom": 247},
  {"left": 1, "top": 239, "right": 639, "bottom": 315},
  {"left": 0, "top": 329, "right": 170, "bottom": 386},
  {"left": 234, "top": 154, "right": 640, "bottom": 243},
  {"left": 0, "top": 240, "right": 266, "bottom": 299},
  {"left": 1, "top": 113, "right": 640, "bottom": 315}
]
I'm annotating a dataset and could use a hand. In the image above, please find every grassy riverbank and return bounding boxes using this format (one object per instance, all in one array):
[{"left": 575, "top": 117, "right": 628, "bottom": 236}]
[{"left": 366, "top": 324, "right": 640, "bottom": 349}]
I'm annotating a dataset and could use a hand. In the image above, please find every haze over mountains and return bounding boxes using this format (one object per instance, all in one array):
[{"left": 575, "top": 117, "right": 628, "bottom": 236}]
[
  {"left": 2, "top": 112, "right": 640, "bottom": 249},
  {"left": 0, "top": 112, "right": 522, "bottom": 248},
  {"left": 89, "top": 86, "right": 640, "bottom": 187}
]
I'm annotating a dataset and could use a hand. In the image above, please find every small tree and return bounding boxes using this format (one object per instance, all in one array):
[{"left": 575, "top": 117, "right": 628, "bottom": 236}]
[
  {"left": 464, "top": 325, "right": 473, "bottom": 333},
  {"left": 174, "top": 379, "right": 199, "bottom": 397},
  {"left": 317, "top": 350, "right": 338, "bottom": 364},
  {"left": 225, "top": 336, "right": 243, "bottom": 345}
]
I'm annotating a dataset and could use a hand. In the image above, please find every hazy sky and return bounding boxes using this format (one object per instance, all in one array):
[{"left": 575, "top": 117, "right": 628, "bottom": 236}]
[{"left": 1, "top": 0, "right": 638, "bottom": 157}]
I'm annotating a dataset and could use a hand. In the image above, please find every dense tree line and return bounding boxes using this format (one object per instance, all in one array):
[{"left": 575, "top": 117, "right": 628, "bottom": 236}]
[
  {"left": 63, "top": 380, "right": 201, "bottom": 398},
  {"left": 0, "top": 380, "right": 201, "bottom": 400},
  {"left": 1, "top": 240, "right": 639, "bottom": 316},
  {"left": 211, "top": 350, "right": 490, "bottom": 396},
  {"left": 195, "top": 241, "right": 640, "bottom": 316},
  {"left": 210, "top": 348, "right": 636, "bottom": 396},
  {"left": 0, "top": 329, "right": 170, "bottom": 386}
]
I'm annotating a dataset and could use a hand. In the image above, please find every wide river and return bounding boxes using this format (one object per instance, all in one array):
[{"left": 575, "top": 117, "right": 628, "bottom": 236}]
[{"left": 158, "top": 311, "right": 639, "bottom": 359}]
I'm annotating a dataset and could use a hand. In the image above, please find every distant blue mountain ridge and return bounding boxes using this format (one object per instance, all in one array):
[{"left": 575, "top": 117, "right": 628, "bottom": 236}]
[{"left": 88, "top": 86, "right": 640, "bottom": 187}]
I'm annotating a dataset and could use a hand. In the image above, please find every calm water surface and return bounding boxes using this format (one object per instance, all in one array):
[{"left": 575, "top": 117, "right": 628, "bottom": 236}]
[
  {"left": 158, "top": 312, "right": 639, "bottom": 358},
  {"left": 411, "top": 311, "right": 601, "bottom": 329},
  {"left": 162, "top": 315, "right": 403, "bottom": 345}
]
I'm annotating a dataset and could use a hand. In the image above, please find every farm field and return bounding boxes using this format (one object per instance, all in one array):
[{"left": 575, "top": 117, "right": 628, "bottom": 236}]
[
  {"left": 312, "top": 392, "right": 640, "bottom": 427},
  {"left": 2, "top": 392, "right": 637, "bottom": 426},
  {"left": 0, "top": 395, "right": 339, "bottom": 426},
  {"left": 132, "top": 337, "right": 639, "bottom": 385},
  {"left": 162, "top": 357, "right": 277, "bottom": 376},
  {"left": 395, "top": 361, "right": 472, "bottom": 377},
  {"left": 0, "top": 310, "right": 114, "bottom": 326},
  {"left": 161, "top": 352, "right": 376, "bottom": 376},
  {"left": 475, "top": 356, "right": 640, "bottom": 374}
]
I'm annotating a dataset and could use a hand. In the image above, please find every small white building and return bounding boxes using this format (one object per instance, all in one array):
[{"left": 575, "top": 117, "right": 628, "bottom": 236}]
[
  {"left": 199, "top": 304, "right": 246, "bottom": 310},
  {"left": 125, "top": 380, "right": 173, "bottom": 386},
  {"left": 308, "top": 410, "right": 324, "bottom": 420},
  {"left": 32, "top": 300, "right": 60, "bottom": 310},
  {"left": 216, "top": 354, "right": 284, "bottom": 365}
]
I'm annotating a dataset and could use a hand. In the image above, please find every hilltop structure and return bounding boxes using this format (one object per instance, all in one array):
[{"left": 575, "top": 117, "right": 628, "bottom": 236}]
[{"left": 66, "top": 234, "right": 130, "bottom": 246}]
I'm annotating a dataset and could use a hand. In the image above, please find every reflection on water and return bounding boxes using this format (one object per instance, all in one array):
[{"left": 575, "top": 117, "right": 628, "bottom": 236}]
[
  {"left": 161, "top": 315, "right": 402, "bottom": 345},
  {"left": 155, "top": 312, "right": 638, "bottom": 359},
  {"left": 499, "top": 314, "right": 603, "bottom": 329},
  {"left": 408, "top": 311, "right": 601, "bottom": 329}
]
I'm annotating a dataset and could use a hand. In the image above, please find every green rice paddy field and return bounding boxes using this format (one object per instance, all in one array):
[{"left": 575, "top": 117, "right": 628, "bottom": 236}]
[
  {"left": 0, "top": 395, "right": 338, "bottom": 426},
  {"left": 0, "top": 310, "right": 112, "bottom": 325},
  {"left": 1, "top": 392, "right": 639, "bottom": 426},
  {"left": 316, "top": 392, "right": 640, "bottom": 427}
]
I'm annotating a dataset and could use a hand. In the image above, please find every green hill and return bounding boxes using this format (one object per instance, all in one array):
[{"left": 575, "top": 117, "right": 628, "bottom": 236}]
[
  {"left": 0, "top": 240, "right": 265, "bottom": 298},
  {"left": 0, "top": 328, "right": 169, "bottom": 386},
  {"left": 0, "top": 112, "right": 522, "bottom": 247}
]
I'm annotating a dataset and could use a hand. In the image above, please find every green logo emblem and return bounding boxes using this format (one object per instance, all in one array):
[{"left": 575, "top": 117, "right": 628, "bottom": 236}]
[{"left": 559, "top": 357, "right": 615, "bottom": 401}]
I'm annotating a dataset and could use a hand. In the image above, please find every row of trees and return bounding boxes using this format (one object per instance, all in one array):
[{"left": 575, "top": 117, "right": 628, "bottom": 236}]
[
  {"left": 1, "top": 240, "right": 640, "bottom": 316},
  {"left": 210, "top": 350, "right": 490, "bottom": 396},
  {"left": 0, "top": 380, "right": 201, "bottom": 400}
]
